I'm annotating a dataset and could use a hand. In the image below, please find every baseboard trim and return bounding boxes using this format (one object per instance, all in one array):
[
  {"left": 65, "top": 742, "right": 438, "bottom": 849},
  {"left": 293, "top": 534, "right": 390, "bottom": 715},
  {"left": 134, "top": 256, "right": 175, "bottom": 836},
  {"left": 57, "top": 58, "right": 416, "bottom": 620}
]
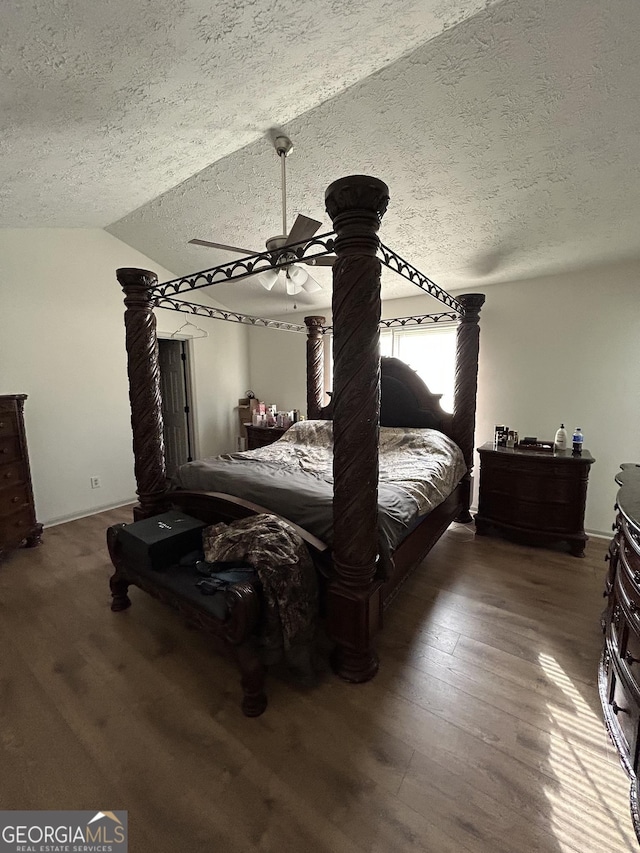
[{"left": 43, "top": 500, "right": 135, "bottom": 529}]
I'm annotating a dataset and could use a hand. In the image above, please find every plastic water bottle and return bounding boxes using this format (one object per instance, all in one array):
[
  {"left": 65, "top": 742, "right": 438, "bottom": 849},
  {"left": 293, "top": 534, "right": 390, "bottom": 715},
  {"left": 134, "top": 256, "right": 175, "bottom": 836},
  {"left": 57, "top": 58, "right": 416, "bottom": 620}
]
[{"left": 572, "top": 427, "right": 583, "bottom": 454}]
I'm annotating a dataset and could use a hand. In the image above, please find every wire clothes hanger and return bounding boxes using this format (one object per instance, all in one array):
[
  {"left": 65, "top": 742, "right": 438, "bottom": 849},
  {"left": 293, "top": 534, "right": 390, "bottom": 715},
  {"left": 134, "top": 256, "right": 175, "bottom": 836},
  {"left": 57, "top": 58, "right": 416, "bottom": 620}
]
[{"left": 170, "top": 320, "right": 208, "bottom": 339}]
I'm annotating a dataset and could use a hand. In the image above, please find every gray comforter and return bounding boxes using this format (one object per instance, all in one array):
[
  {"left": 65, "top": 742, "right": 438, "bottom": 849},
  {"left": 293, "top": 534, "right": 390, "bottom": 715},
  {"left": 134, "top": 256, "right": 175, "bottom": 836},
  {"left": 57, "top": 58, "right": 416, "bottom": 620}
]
[{"left": 173, "top": 420, "right": 466, "bottom": 574}]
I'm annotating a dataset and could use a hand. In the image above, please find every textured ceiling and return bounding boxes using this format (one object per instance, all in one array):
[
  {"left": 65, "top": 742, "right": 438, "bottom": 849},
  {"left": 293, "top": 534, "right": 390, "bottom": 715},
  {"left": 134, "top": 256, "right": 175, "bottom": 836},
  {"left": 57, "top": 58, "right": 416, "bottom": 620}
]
[{"left": 4, "top": 0, "right": 640, "bottom": 317}]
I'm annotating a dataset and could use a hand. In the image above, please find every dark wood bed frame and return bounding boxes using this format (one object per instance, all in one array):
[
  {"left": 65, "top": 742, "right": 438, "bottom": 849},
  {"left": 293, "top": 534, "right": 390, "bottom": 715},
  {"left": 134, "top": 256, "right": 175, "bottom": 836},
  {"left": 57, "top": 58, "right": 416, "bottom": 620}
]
[{"left": 110, "top": 174, "right": 484, "bottom": 703}]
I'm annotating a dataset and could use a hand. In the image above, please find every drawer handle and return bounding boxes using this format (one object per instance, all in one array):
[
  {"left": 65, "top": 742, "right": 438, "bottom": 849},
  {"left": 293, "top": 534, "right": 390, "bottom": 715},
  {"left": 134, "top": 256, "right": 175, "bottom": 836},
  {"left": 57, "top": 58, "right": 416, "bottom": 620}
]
[
  {"left": 3, "top": 471, "right": 11, "bottom": 479},
  {"left": 612, "top": 701, "right": 630, "bottom": 716},
  {"left": 11, "top": 496, "right": 19, "bottom": 503},
  {"left": 0, "top": 422, "right": 4, "bottom": 428},
  {"left": 1, "top": 448, "right": 8, "bottom": 454}
]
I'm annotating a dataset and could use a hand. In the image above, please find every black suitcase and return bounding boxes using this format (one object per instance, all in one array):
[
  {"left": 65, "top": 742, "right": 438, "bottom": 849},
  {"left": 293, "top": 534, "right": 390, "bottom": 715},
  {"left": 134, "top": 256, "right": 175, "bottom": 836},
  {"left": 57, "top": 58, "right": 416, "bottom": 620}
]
[{"left": 117, "top": 511, "right": 207, "bottom": 572}]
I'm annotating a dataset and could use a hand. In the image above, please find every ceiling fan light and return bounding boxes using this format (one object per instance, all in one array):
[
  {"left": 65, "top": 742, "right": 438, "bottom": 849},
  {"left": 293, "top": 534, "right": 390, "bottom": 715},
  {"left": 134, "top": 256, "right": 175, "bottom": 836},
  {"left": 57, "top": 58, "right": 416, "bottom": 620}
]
[
  {"left": 301, "top": 274, "right": 322, "bottom": 293},
  {"left": 257, "top": 268, "right": 279, "bottom": 291},
  {"left": 286, "top": 273, "right": 304, "bottom": 296},
  {"left": 287, "top": 264, "right": 308, "bottom": 286}
]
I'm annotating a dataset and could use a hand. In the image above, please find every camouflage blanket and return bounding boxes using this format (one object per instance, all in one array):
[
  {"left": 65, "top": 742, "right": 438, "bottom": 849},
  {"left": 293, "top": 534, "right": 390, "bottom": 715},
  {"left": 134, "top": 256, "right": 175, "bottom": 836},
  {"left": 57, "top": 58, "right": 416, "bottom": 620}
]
[{"left": 202, "top": 514, "right": 320, "bottom": 683}]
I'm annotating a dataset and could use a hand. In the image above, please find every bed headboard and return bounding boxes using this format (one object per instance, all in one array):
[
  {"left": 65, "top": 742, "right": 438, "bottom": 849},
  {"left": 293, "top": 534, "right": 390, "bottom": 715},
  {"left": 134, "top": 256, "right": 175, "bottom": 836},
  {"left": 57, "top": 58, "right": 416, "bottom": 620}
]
[{"left": 320, "top": 356, "right": 453, "bottom": 437}]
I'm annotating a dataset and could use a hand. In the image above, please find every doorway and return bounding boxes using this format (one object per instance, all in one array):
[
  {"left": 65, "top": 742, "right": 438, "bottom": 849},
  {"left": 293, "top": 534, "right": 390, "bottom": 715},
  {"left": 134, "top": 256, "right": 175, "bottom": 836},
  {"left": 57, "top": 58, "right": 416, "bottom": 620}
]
[{"left": 158, "top": 338, "right": 194, "bottom": 477}]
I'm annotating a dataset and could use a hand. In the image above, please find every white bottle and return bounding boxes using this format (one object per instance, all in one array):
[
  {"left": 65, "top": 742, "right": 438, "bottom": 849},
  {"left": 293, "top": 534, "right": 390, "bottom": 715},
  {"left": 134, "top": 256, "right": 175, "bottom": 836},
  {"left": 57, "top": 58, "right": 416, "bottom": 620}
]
[{"left": 554, "top": 423, "right": 568, "bottom": 451}]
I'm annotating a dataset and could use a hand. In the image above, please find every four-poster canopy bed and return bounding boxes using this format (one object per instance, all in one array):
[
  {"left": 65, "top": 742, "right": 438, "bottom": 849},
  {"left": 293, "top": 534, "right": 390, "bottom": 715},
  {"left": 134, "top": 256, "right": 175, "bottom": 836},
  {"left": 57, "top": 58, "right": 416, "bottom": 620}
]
[{"left": 108, "top": 174, "right": 484, "bottom": 713}]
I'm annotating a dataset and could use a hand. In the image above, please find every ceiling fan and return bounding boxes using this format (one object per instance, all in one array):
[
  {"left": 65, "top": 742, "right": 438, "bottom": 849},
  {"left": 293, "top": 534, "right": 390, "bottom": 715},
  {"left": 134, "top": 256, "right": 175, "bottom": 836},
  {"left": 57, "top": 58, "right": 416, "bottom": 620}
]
[{"left": 189, "top": 133, "right": 335, "bottom": 295}]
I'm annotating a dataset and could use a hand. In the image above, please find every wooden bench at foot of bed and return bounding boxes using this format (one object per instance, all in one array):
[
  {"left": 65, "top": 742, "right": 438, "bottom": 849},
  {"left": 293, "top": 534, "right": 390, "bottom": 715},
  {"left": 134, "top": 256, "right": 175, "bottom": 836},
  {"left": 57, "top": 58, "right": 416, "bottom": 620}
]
[{"left": 106, "top": 491, "right": 329, "bottom": 717}]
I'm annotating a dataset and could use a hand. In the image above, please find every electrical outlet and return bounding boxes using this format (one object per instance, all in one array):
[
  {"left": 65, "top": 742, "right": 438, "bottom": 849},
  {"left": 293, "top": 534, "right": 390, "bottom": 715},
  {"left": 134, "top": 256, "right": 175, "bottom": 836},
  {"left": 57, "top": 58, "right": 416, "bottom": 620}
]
[{"left": 90, "top": 476, "right": 101, "bottom": 489}]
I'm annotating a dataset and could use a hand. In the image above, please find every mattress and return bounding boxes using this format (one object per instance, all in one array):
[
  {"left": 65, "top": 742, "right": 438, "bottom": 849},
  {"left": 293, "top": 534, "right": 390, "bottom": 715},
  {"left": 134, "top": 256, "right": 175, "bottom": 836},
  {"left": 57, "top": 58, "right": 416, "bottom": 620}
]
[{"left": 173, "top": 419, "right": 466, "bottom": 574}]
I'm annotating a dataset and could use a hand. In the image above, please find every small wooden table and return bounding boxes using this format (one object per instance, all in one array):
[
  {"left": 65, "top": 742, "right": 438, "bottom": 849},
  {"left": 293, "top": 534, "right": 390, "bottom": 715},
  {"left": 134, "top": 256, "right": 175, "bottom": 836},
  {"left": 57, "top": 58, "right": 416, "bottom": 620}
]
[
  {"left": 244, "top": 424, "right": 289, "bottom": 450},
  {"left": 475, "top": 442, "right": 595, "bottom": 556}
]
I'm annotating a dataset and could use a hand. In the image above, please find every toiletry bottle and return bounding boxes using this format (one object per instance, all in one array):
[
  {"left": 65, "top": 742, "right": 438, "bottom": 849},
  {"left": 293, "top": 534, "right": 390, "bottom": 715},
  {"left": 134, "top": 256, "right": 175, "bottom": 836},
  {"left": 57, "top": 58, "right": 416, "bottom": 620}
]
[
  {"left": 554, "top": 424, "right": 568, "bottom": 451},
  {"left": 572, "top": 427, "right": 583, "bottom": 454}
]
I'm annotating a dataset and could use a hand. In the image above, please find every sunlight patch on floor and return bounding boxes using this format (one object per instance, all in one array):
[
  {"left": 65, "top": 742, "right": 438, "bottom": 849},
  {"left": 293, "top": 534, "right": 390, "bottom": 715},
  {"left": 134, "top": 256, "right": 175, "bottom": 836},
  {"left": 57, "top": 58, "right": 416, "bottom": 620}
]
[{"left": 539, "top": 652, "right": 637, "bottom": 851}]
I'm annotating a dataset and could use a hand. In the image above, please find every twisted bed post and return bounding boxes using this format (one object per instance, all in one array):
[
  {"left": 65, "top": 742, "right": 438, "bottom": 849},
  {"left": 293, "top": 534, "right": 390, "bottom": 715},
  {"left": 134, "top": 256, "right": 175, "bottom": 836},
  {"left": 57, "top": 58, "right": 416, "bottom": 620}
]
[
  {"left": 117, "top": 267, "right": 169, "bottom": 520},
  {"left": 452, "top": 292, "right": 485, "bottom": 523},
  {"left": 304, "top": 315, "right": 326, "bottom": 421},
  {"left": 324, "top": 175, "right": 390, "bottom": 683}
]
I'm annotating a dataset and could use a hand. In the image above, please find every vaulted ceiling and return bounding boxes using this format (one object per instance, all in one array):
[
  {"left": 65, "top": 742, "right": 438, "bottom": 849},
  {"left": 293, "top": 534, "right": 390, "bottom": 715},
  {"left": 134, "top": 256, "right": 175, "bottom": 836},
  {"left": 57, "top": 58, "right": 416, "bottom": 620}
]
[{"left": 3, "top": 0, "right": 639, "bottom": 316}]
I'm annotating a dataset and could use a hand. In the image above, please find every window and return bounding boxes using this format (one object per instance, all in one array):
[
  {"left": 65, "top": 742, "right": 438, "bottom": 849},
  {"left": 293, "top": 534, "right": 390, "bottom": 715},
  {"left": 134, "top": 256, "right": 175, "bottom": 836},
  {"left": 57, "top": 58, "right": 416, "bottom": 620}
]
[{"left": 380, "top": 324, "right": 457, "bottom": 412}]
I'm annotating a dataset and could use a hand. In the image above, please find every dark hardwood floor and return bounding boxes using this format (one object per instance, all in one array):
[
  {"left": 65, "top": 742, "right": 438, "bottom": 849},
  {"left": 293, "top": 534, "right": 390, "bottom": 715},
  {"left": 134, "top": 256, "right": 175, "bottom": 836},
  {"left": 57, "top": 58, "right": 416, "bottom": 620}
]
[{"left": 0, "top": 508, "right": 635, "bottom": 852}]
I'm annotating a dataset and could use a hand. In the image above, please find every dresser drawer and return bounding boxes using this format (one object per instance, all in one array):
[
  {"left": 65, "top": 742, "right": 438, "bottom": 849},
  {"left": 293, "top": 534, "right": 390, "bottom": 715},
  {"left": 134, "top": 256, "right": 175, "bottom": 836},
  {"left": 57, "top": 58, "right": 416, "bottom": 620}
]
[
  {"left": 0, "top": 460, "right": 27, "bottom": 489},
  {"left": 0, "top": 507, "right": 34, "bottom": 544},
  {"left": 0, "top": 484, "right": 31, "bottom": 518},
  {"left": 619, "top": 540, "right": 640, "bottom": 597},
  {"left": 0, "top": 436, "right": 21, "bottom": 463},
  {"left": 622, "top": 619, "right": 640, "bottom": 688},
  {"left": 610, "top": 590, "right": 625, "bottom": 658},
  {"left": 607, "top": 655, "right": 640, "bottom": 773},
  {"left": 0, "top": 411, "right": 18, "bottom": 438},
  {"left": 616, "top": 567, "right": 640, "bottom": 628}
]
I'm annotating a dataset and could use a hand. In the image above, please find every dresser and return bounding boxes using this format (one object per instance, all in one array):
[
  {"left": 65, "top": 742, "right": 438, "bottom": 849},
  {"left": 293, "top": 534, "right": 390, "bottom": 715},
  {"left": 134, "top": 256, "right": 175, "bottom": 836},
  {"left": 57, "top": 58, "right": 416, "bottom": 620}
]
[
  {"left": 475, "top": 443, "right": 595, "bottom": 557},
  {"left": 0, "top": 395, "right": 42, "bottom": 561},
  {"left": 600, "top": 463, "right": 640, "bottom": 842},
  {"left": 245, "top": 424, "right": 289, "bottom": 450}
]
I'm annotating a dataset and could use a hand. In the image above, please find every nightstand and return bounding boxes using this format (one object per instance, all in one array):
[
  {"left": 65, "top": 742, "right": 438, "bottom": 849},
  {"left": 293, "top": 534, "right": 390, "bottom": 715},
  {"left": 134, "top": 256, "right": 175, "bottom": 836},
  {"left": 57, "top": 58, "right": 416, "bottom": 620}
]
[
  {"left": 245, "top": 424, "right": 289, "bottom": 450},
  {"left": 475, "top": 442, "right": 595, "bottom": 557}
]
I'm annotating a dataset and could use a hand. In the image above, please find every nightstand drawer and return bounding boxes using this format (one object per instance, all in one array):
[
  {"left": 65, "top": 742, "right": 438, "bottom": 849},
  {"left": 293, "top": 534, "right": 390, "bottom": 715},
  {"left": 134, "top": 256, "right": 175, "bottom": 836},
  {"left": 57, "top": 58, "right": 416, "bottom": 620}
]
[{"left": 246, "top": 426, "right": 289, "bottom": 450}]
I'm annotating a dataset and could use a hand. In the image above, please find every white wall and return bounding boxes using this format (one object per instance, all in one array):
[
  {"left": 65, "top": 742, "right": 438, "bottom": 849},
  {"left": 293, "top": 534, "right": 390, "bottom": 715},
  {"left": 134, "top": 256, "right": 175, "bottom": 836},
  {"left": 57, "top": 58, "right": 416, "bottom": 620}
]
[
  {"left": 472, "top": 261, "right": 639, "bottom": 535},
  {"left": 247, "top": 325, "right": 308, "bottom": 414},
  {"left": 250, "top": 260, "right": 640, "bottom": 536},
  {"left": 0, "top": 229, "right": 248, "bottom": 526}
]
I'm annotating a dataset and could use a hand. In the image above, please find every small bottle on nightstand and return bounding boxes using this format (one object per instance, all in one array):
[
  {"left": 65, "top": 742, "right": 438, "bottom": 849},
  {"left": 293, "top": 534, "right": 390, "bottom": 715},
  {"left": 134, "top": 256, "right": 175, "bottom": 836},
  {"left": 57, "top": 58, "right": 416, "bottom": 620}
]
[{"left": 554, "top": 424, "right": 568, "bottom": 451}]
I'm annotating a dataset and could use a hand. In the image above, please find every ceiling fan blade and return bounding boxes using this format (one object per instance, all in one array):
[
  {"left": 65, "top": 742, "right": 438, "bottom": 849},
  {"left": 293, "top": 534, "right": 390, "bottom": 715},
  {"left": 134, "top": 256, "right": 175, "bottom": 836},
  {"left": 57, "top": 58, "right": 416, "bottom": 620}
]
[
  {"left": 189, "top": 238, "right": 258, "bottom": 255},
  {"left": 303, "top": 255, "right": 336, "bottom": 267},
  {"left": 284, "top": 214, "right": 322, "bottom": 247}
]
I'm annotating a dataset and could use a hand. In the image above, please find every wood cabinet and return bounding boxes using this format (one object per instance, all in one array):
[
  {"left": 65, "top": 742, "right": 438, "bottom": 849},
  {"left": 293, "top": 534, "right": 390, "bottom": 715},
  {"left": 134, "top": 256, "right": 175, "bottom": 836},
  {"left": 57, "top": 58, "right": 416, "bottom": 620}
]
[
  {"left": 0, "top": 395, "right": 42, "bottom": 561},
  {"left": 245, "top": 424, "right": 289, "bottom": 450},
  {"left": 600, "top": 463, "right": 640, "bottom": 843},
  {"left": 475, "top": 442, "right": 595, "bottom": 557}
]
